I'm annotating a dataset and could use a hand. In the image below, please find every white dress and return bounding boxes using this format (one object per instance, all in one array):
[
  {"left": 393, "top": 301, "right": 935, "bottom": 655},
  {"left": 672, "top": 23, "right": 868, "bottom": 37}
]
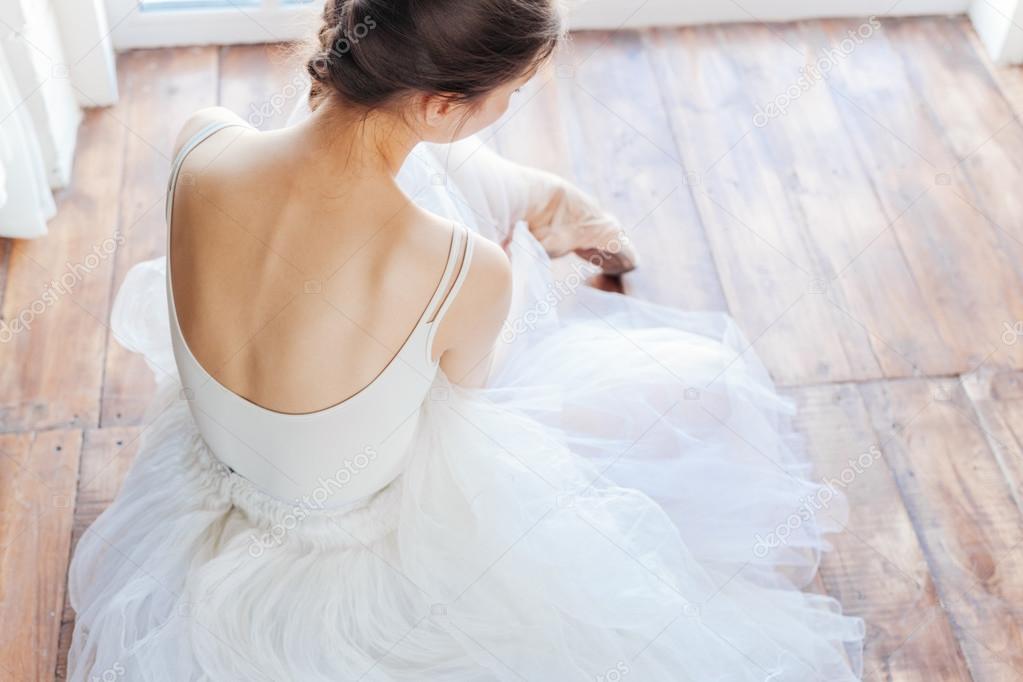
[{"left": 67, "top": 122, "right": 865, "bottom": 681}]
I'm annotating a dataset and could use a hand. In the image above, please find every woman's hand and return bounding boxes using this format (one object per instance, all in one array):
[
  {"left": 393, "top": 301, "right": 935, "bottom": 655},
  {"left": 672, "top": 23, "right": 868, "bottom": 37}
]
[{"left": 523, "top": 175, "right": 638, "bottom": 275}]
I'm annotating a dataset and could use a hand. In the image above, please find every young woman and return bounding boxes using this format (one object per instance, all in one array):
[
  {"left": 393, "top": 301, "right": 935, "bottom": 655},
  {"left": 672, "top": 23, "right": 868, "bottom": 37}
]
[{"left": 68, "top": 0, "right": 865, "bottom": 679}]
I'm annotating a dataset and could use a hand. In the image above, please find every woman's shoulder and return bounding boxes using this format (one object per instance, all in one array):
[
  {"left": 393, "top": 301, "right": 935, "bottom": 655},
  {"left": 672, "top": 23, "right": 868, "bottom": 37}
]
[
  {"left": 463, "top": 229, "right": 512, "bottom": 299},
  {"left": 426, "top": 215, "right": 510, "bottom": 309},
  {"left": 416, "top": 216, "right": 512, "bottom": 384},
  {"left": 172, "top": 106, "right": 251, "bottom": 159},
  {"left": 414, "top": 209, "right": 511, "bottom": 299}
]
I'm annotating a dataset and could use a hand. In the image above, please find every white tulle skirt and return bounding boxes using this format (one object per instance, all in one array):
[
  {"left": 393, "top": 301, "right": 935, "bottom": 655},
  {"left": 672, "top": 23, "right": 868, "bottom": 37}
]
[{"left": 68, "top": 140, "right": 864, "bottom": 681}]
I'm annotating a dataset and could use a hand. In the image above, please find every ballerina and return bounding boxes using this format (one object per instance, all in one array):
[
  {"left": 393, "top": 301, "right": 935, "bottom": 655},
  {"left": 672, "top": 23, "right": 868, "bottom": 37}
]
[{"left": 68, "top": 0, "right": 864, "bottom": 679}]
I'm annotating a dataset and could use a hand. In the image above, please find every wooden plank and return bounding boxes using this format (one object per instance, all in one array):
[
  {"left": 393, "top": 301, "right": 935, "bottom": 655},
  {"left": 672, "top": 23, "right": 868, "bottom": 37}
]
[
  {"left": 899, "top": 17, "right": 1023, "bottom": 317},
  {"left": 860, "top": 379, "right": 1023, "bottom": 680},
  {"left": 886, "top": 17, "right": 1023, "bottom": 182},
  {"left": 814, "top": 17, "right": 1023, "bottom": 376},
  {"left": 0, "top": 238, "right": 10, "bottom": 312},
  {"left": 218, "top": 43, "right": 302, "bottom": 131},
  {"left": 555, "top": 31, "right": 726, "bottom": 310},
  {"left": 100, "top": 47, "right": 219, "bottom": 427},
  {"left": 54, "top": 426, "right": 141, "bottom": 681},
  {"left": 0, "top": 430, "right": 82, "bottom": 681},
  {"left": 987, "top": 63, "right": 1023, "bottom": 122},
  {"left": 0, "top": 102, "right": 129, "bottom": 432},
  {"left": 647, "top": 24, "right": 886, "bottom": 386},
  {"left": 776, "top": 17, "right": 981, "bottom": 380},
  {"left": 788, "top": 383, "right": 971, "bottom": 681},
  {"left": 963, "top": 368, "right": 1023, "bottom": 516}
]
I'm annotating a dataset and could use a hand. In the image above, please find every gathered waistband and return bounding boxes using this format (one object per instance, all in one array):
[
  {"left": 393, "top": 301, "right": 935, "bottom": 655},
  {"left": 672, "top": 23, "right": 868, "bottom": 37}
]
[{"left": 185, "top": 430, "right": 402, "bottom": 550}]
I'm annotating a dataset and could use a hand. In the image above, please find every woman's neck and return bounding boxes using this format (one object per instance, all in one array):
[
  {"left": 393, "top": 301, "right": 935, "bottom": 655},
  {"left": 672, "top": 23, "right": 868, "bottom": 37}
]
[{"left": 287, "top": 95, "right": 419, "bottom": 181}]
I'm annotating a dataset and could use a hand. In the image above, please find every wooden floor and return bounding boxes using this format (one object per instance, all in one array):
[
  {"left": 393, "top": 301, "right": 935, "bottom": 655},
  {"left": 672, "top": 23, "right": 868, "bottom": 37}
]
[{"left": 1, "top": 15, "right": 1022, "bottom": 681}]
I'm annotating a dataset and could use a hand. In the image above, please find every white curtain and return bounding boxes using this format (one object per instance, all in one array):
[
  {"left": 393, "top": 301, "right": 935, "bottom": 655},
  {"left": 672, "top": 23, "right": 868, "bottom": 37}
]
[
  {"left": 0, "top": 0, "right": 117, "bottom": 239},
  {"left": 0, "top": 49, "right": 57, "bottom": 239}
]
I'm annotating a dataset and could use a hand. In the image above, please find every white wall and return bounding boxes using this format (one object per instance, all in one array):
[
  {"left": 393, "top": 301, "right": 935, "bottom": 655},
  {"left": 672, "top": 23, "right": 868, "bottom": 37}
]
[
  {"left": 53, "top": 0, "right": 119, "bottom": 106},
  {"left": 970, "top": 0, "right": 1023, "bottom": 62},
  {"left": 568, "top": 0, "right": 972, "bottom": 29},
  {"left": 103, "top": 0, "right": 983, "bottom": 49}
]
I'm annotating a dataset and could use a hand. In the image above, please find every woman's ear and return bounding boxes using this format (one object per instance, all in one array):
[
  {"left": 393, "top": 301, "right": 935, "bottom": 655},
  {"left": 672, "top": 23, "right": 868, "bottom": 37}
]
[{"left": 423, "top": 94, "right": 457, "bottom": 129}]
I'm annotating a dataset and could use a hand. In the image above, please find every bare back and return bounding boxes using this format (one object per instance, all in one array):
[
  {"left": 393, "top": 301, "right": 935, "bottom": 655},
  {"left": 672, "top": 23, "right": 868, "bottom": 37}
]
[{"left": 169, "top": 109, "right": 508, "bottom": 414}]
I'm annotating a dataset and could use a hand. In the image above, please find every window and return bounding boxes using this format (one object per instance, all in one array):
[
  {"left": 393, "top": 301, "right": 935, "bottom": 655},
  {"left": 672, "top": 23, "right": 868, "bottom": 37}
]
[{"left": 105, "top": 0, "right": 319, "bottom": 49}]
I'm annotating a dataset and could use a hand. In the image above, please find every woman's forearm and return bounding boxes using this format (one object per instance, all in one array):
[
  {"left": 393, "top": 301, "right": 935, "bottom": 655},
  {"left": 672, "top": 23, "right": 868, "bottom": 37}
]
[{"left": 424, "top": 137, "right": 564, "bottom": 235}]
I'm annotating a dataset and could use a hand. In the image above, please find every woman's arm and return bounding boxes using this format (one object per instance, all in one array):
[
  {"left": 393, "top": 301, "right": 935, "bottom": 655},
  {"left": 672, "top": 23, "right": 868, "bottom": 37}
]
[
  {"left": 427, "top": 138, "right": 637, "bottom": 274},
  {"left": 433, "top": 232, "right": 513, "bottom": 388}
]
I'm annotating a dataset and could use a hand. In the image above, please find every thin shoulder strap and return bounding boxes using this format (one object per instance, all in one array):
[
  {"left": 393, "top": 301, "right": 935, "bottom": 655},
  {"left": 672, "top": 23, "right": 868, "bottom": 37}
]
[
  {"left": 432, "top": 225, "right": 474, "bottom": 324},
  {"left": 165, "top": 121, "right": 249, "bottom": 228},
  {"left": 424, "top": 224, "right": 474, "bottom": 360},
  {"left": 421, "top": 223, "right": 468, "bottom": 323}
]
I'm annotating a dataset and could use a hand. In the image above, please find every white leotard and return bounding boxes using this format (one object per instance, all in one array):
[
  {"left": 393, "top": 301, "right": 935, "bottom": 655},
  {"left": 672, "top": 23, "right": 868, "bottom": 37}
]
[{"left": 166, "top": 121, "right": 473, "bottom": 506}]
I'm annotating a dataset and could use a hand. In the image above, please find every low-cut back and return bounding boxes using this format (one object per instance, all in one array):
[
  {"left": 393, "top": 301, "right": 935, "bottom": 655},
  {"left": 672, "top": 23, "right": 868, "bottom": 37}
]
[{"left": 166, "top": 121, "right": 474, "bottom": 504}]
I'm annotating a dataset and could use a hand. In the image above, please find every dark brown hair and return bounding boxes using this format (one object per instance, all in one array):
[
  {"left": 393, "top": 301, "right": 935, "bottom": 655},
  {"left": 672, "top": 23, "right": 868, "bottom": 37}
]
[{"left": 307, "top": 0, "right": 562, "bottom": 110}]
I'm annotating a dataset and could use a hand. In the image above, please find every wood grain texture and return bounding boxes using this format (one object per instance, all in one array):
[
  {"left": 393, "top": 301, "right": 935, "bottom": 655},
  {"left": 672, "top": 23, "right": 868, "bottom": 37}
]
[
  {"left": 986, "top": 63, "right": 1023, "bottom": 122},
  {"left": 647, "top": 24, "right": 885, "bottom": 386},
  {"left": 0, "top": 430, "right": 81, "bottom": 681},
  {"left": 801, "top": 17, "right": 1006, "bottom": 381},
  {"left": 218, "top": 43, "right": 304, "bottom": 131},
  {"left": 99, "top": 48, "right": 219, "bottom": 428},
  {"left": 963, "top": 368, "right": 1023, "bottom": 517},
  {"left": 860, "top": 378, "right": 1023, "bottom": 680},
  {"left": 788, "top": 383, "right": 972, "bottom": 681},
  {"left": 649, "top": 18, "right": 1023, "bottom": 386},
  {"left": 870, "top": 18, "right": 1023, "bottom": 372},
  {"left": 0, "top": 239, "right": 10, "bottom": 314},
  {"left": 0, "top": 104, "right": 129, "bottom": 432}
]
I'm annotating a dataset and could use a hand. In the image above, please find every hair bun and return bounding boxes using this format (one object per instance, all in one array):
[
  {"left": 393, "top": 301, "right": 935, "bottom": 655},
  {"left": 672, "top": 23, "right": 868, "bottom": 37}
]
[{"left": 306, "top": 0, "right": 562, "bottom": 110}]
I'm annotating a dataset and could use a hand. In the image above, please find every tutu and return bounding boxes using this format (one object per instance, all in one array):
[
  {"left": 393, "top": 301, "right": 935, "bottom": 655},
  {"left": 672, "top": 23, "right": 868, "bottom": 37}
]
[{"left": 67, "top": 136, "right": 865, "bottom": 680}]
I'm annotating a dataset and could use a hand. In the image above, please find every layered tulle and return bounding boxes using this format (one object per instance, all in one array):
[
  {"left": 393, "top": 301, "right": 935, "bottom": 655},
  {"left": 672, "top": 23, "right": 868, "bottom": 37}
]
[{"left": 68, "top": 136, "right": 864, "bottom": 680}]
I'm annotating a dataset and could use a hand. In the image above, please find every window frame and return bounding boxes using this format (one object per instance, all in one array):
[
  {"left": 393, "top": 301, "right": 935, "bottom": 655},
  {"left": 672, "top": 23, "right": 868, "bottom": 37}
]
[
  {"left": 105, "top": 0, "right": 984, "bottom": 51},
  {"left": 104, "top": 0, "right": 319, "bottom": 49}
]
